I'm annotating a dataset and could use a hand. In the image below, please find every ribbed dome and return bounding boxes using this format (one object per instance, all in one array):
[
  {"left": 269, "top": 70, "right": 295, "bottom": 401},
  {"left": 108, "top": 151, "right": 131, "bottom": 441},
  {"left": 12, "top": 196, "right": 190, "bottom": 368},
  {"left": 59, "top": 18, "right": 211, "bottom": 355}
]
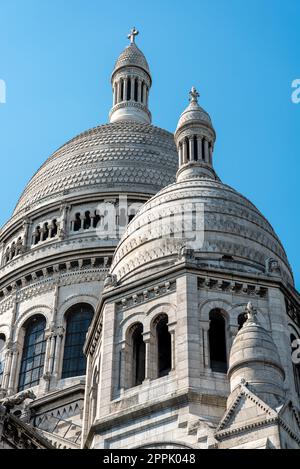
[
  {"left": 13, "top": 122, "right": 177, "bottom": 216},
  {"left": 176, "top": 100, "right": 212, "bottom": 131},
  {"left": 111, "top": 177, "right": 293, "bottom": 285},
  {"left": 113, "top": 43, "right": 150, "bottom": 76}
]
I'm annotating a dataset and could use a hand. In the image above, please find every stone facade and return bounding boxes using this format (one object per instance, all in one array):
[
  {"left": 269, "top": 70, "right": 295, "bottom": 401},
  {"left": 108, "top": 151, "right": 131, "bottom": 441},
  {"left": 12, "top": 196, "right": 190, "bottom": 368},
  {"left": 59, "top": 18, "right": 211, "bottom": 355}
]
[{"left": 0, "top": 30, "right": 300, "bottom": 450}]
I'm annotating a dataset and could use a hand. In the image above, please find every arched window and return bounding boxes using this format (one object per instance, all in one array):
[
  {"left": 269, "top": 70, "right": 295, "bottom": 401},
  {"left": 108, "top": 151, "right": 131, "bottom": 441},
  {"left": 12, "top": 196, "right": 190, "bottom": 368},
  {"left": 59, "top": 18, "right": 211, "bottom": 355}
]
[
  {"left": 42, "top": 222, "right": 49, "bottom": 241},
  {"left": 131, "top": 323, "right": 145, "bottom": 386},
  {"left": 155, "top": 314, "right": 171, "bottom": 377},
  {"left": 238, "top": 313, "right": 247, "bottom": 331},
  {"left": 18, "top": 316, "right": 46, "bottom": 391},
  {"left": 62, "top": 303, "right": 94, "bottom": 379},
  {"left": 0, "top": 334, "right": 6, "bottom": 387},
  {"left": 73, "top": 213, "right": 81, "bottom": 232},
  {"left": 291, "top": 333, "right": 300, "bottom": 395},
  {"left": 83, "top": 211, "right": 91, "bottom": 230},
  {"left": 50, "top": 219, "right": 58, "bottom": 238},
  {"left": 209, "top": 309, "right": 227, "bottom": 373}
]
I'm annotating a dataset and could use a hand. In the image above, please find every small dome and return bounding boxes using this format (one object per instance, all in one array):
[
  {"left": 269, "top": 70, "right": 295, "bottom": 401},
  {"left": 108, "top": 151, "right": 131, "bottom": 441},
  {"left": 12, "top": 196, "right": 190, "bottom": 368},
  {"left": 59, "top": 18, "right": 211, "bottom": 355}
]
[
  {"left": 228, "top": 305, "right": 283, "bottom": 376},
  {"left": 227, "top": 303, "right": 285, "bottom": 407},
  {"left": 176, "top": 100, "right": 212, "bottom": 131},
  {"left": 113, "top": 43, "right": 150, "bottom": 77},
  {"left": 175, "top": 88, "right": 213, "bottom": 132}
]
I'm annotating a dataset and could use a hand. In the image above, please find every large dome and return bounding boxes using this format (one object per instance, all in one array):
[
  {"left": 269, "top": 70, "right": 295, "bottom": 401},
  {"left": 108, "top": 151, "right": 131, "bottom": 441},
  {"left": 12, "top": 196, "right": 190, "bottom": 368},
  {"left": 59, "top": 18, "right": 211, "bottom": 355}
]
[
  {"left": 110, "top": 177, "right": 293, "bottom": 285},
  {"left": 13, "top": 121, "right": 178, "bottom": 217}
]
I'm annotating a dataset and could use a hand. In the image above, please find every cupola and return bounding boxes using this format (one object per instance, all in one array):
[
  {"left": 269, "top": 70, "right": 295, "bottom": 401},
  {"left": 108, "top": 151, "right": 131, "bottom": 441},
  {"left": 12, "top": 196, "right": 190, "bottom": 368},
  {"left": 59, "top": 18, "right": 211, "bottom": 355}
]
[
  {"left": 175, "top": 87, "right": 217, "bottom": 181},
  {"left": 109, "top": 28, "right": 152, "bottom": 124}
]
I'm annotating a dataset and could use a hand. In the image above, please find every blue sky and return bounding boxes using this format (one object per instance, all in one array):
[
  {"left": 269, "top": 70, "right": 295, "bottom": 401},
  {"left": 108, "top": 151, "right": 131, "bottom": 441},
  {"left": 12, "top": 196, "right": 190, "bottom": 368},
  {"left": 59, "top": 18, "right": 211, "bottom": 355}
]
[{"left": 0, "top": 0, "right": 299, "bottom": 288}]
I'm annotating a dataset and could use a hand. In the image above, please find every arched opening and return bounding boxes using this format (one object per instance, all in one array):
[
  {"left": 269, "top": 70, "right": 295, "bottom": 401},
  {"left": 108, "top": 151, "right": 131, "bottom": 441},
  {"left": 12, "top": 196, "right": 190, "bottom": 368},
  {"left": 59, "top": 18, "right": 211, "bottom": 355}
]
[
  {"left": 238, "top": 313, "right": 247, "bottom": 330},
  {"left": 73, "top": 213, "right": 81, "bottom": 232},
  {"left": 134, "top": 78, "right": 138, "bottom": 101},
  {"left": 131, "top": 323, "right": 145, "bottom": 386},
  {"left": 18, "top": 315, "right": 46, "bottom": 391},
  {"left": 186, "top": 138, "right": 190, "bottom": 161},
  {"left": 50, "top": 219, "right": 58, "bottom": 238},
  {"left": 34, "top": 226, "right": 41, "bottom": 245},
  {"left": 155, "top": 314, "right": 171, "bottom": 377},
  {"left": 93, "top": 211, "right": 101, "bottom": 228},
  {"left": 209, "top": 309, "right": 227, "bottom": 373},
  {"left": 62, "top": 303, "right": 94, "bottom": 379},
  {"left": 126, "top": 78, "right": 131, "bottom": 100},
  {"left": 0, "top": 333, "right": 6, "bottom": 387},
  {"left": 141, "top": 81, "right": 144, "bottom": 103},
  {"left": 291, "top": 333, "right": 300, "bottom": 395},
  {"left": 83, "top": 211, "right": 91, "bottom": 230},
  {"left": 193, "top": 136, "right": 198, "bottom": 161},
  {"left": 120, "top": 79, "right": 124, "bottom": 101},
  {"left": 42, "top": 222, "right": 49, "bottom": 241}
]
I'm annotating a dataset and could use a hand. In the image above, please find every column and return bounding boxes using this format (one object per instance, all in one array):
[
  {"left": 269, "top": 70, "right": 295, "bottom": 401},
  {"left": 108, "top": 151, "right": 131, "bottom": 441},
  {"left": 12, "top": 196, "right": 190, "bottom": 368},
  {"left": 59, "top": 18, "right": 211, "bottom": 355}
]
[
  {"left": 123, "top": 77, "right": 128, "bottom": 101},
  {"left": 52, "top": 327, "right": 65, "bottom": 379},
  {"left": 168, "top": 323, "right": 176, "bottom": 371},
  {"left": 143, "top": 332, "right": 151, "bottom": 380},
  {"left": 197, "top": 137, "right": 203, "bottom": 161},
  {"left": 189, "top": 137, "right": 195, "bottom": 162},
  {"left": 7, "top": 346, "right": 19, "bottom": 395},
  {"left": 2, "top": 347, "right": 13, "bottom": 390},
  {"left": 178, "top": 144, "right": 183, "bottom": 167},
  {"left": 209, "top": 144, "right": 213, "bottom": 165},
  {"left": 182, "top": 139, "right": 188, "bottom": 164},
  {"left": 138, "top": 79, "right": 142, "bottom": 103},
  {"left": 142, "top": 83, "right": 146, "bottom": 104},
  {"left": 130, "top": 77, "right": 135, "bottom": 101},
  {"left": 117, "top": 80, "right": 122, "bottom": 103},
  {"left": 204, "top": 139, "right": 209, "bottom": 163},
  {"left": 113, "top": 84, "right": 117, "bottom": 105}
]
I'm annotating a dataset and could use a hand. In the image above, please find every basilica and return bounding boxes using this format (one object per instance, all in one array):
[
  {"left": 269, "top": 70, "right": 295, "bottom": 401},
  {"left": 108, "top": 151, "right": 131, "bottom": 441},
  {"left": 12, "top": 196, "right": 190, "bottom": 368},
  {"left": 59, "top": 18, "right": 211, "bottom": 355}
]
[{"left": 0, "top": 29, "right": 300, "bottom": 450}]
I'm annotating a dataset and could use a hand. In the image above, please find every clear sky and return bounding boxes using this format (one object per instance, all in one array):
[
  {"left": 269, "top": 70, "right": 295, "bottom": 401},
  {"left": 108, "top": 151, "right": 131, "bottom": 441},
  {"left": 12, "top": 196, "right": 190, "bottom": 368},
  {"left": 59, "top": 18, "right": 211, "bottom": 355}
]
[{"left": 0, "top": 0, "right": 299, "bottom": 288}]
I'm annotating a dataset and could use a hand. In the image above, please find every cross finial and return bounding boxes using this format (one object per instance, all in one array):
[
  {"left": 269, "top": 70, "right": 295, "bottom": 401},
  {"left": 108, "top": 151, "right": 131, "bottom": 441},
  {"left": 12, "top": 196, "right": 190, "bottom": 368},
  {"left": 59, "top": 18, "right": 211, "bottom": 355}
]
[
  {"left": 128, "top": 27, "right": 139, "bottom": 44},
  {"left": 245, "top": 302, "right": 258, "bottom": 323},
  {"left": 189, "top": 86, "right": 200, "bottom": 103}
]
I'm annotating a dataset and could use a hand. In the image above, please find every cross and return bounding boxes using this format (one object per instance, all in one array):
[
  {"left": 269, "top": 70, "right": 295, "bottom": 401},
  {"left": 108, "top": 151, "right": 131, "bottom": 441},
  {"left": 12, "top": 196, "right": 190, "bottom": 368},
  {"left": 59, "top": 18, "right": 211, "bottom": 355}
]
[
  {"left": 189, "top": 86, "right": 200, "bottom": 103},
  {"left": 128, "top": 27, "right": 139, "bottom": 44}
]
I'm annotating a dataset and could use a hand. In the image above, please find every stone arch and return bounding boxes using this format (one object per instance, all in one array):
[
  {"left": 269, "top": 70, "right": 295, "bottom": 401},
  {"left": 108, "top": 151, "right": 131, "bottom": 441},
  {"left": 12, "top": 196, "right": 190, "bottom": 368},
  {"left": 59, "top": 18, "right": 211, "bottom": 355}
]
[
  {"left": 199, "top": 299, "right": 231, "bottom": 323},
  {"left": 145, "top": 303, "right": 176, "bottom": 331},
  {"left": 14, "top": 305, "right": 52, "bottom": 340},
  {"left": 57, "top": 294, "right": 97, "bottom": 325}
]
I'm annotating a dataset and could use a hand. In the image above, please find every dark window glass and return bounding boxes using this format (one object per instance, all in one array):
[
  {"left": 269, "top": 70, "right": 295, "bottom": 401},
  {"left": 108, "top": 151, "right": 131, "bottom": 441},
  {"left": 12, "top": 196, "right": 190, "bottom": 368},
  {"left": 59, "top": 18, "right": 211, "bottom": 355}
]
[
  {"left": 156, "top": 315, "right": 171, "bottom": 377},
  {"left": 209, "top": 309, "right": 227, "bottom": 373},
  {"left": 18, "top": 316, "right": 46, "bottom": 391},
  {"left": 62, "top": 304, "right": 94, "bottom": 379},
  {"left": 132, "top": 323, "right": 145, "bottom": 386}
]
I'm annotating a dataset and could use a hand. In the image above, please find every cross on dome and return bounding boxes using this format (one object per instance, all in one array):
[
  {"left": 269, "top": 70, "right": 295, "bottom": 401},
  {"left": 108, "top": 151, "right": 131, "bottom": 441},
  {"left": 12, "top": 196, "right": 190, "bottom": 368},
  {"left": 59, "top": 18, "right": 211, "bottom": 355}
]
[
  {"left": 189, "top": 86, "right": 200, "bottom": 103},
  {"left": 128, "top": 27, "right": 139, "bottom": 44}
]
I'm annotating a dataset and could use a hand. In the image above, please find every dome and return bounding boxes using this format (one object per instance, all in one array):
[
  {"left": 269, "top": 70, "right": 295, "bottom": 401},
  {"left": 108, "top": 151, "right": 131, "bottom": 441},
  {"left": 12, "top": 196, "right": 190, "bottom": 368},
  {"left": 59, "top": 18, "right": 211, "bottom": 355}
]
[
  {"left": 110, "top": 177, "right": 293, "bottom": 285},
  {"left": 13, "top": 121, "right": 178, "bottom": 217},
  {"left": 227, "top": 303, "right": 285, "bottom": 407},
  {"left": 113, "top": 42, "right": 150, "bottom": 77},
  {"left": 176, "top": 87, "right": 213, "bottom": 131},
  {"left": 176, "top": 100, "right": 212, "bottom": 130},
  {"left": 228, "top": 305, "right": 283, "bottom": 376}
]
